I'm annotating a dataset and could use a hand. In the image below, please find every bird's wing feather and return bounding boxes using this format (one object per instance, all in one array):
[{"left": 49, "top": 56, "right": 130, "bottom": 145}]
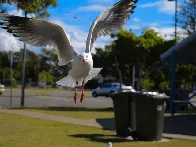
[
  {"left": 0, "top": 13, "right": 77, "bottom": 66},
  {"left": 85, "top": 0, "right": 138, "bottom": 53}
]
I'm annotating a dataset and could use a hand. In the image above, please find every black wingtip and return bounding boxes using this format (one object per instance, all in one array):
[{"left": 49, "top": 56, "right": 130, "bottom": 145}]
[
  {"left": 13, "top": 34, "right": 19, "bottom": 37},
  {"left": 7, "top": 29, "right": 12, "bottom": 33},
  {"left": 132, "top": 5, "right": 137, "bottom": 10},
  {"left": 134, "top": 0, "right": 138, "bottom": 4},
  {"left": 2, "top": 26, "right": 8, "bottom": 29}
]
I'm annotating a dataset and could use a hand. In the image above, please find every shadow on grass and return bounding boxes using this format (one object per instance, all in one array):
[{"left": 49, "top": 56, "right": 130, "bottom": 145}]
[
  {"left": 164, "top": 114, "right": 196, "bottom": 136},
  {"left": 69, "top": 133, "right": 134, "bottom": 143},
  {"left": 10, "top": 106, "right": 114, "bottom": 112},
  {"left": 95, "top": 114, "right": 196, "bottom": 137}
]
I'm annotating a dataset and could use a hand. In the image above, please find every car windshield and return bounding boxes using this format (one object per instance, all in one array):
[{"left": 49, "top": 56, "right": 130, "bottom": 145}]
[
  {"left": 100, "top": 83, "right": 127, "bottom": 88},
  {"left": 102, "top": 84, "right": 111, "bottom": 88},
  {"left": 113, "top": 84, "right": 119, "bottom": 87},
  {"left": 113, "top": 83, "right": 126, "bottom": 86}
]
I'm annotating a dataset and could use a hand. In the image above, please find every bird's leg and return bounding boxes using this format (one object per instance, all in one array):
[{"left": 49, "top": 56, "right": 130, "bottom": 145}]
[
  {"left": 80, "top": 79, "right": 85, "bottom": 103},
  {"left": 74, "top": 81, "right": 78, "bottom": 104}
]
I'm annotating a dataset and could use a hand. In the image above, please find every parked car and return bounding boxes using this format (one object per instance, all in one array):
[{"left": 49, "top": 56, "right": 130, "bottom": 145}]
[
  {"left": 92, "top": 82, "right": 135, "bottom": 97},
  {"left": 0, "top": 83, "right": 5, "bottom": 95},
  {"left": 38, "top": 80, "right": 46, "bottom": 88}
]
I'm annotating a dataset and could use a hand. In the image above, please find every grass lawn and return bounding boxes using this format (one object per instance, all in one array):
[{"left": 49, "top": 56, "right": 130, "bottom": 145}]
[
  {"left": 0, "top": 112, "right": 196, "bottom": 147},
  {"left": 11, "top": 106, "right": 196, "bottom": 120},
  {"left": 13, "top": 107, "right": 114, "bottom": 119}
]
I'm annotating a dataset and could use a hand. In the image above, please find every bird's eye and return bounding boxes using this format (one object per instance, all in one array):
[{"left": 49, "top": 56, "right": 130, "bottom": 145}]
[{"left": 86, "top": 56, "right": 88, "bottom": 58}]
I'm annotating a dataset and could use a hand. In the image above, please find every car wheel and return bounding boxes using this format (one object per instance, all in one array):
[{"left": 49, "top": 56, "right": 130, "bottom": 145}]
[{"left": 92, "top": 92, "right": 97, "bottom": 97}]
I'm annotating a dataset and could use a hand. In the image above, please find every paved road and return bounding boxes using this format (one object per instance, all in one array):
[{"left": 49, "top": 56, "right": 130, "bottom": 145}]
[
  {"left": 0, "top": 95, "right": 113, "bottom": 108},
  {"left": 2, "top": 89, "right": 91, "bottom": 97},
  {"left": 0, "top": 89, "right": 113, "bottom": 108}
]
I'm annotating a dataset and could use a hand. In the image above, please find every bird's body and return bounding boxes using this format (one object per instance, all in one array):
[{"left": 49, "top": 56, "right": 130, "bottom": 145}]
[
  {"left": 56, "top": 52, "right": 101, "bottom": 88},
  {"left": 70, "top": 53, "right": 93, "bottom": 80},
  {"left": 0, "top": 0, "right": 138, "bottom": 103}
]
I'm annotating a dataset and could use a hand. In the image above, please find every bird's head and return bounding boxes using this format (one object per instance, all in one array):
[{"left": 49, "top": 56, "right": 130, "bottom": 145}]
[{"left": 78, "top": 52, "right": 92, "bottom": 63}]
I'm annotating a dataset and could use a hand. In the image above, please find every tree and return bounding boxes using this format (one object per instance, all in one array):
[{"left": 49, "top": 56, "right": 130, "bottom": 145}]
[
  {"left": 38, "top": 71, "right": 54, "bottom": 85},
  {"left": 93, "top": 28, "right": 177, "bottom": 90},
  {"left": 0, "top": 0, "right": 57, "bottom": 18},
  {"left": 178, "top": 0, "right": 196, "bottom": 35},
  {"left": 39, "top": 48, "right": 68, "bottom": 81}
]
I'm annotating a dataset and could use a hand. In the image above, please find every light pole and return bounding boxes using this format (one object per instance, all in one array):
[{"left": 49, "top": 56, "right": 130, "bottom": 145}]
[
  {"left": 20, "top": 11, "right": 27, "bottom": 107},
  {"left": 168, "top": 0, "right": 178, "bottom": 116},
  {"left": 168, "top": 0, "right": 178, "bottom": 43},
  {"left": 9, "top": 51, "right": 13, "bottom": 108},
  {"left": 174, "top": 0, "right": 178, "bottom": 43}
]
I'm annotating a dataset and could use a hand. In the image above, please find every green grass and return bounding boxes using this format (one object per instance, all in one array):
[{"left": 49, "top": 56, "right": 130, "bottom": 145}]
[
  {"left": 12, "top": 106, "right": 196, "bottom": 119},
  {"left": 13, "top": 107, "right": 115, "bottom": 119},
  {"left": 0, "top": 112, "right": 196, "bottom": 147}
]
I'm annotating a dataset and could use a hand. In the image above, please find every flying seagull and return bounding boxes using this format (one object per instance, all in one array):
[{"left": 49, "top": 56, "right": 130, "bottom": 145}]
[{"left": 0, "top": 0, "right": 138, "bottom": 103}]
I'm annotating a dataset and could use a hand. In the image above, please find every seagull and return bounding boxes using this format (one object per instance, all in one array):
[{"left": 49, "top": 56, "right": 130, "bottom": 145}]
[{"left": 0, "top": 0, "right": 138, "bottom": 103}]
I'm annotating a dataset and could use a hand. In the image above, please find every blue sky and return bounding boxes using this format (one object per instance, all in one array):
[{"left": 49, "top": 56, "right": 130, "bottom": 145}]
[{"left": 0, "top": 0, "right": 179, "bottom": 54}]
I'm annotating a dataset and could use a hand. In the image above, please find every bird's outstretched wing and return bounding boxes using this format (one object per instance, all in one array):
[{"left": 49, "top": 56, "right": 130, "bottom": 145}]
[
  {"left": 0, "top": 13, "right": 77, "bottom": 66},
  {"left": 85, "top": 0, "right": 138, "bottom": 53}
]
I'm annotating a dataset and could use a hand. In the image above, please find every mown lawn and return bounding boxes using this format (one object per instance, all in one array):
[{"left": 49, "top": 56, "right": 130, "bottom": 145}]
[
  {"left": 0, "top": 112, "right": 196, "bottom": 147},
  {"left": 19, "top": 107, "right": 195, "bottom": 119},
  {"left": 21, "top": 107, "right": 114, "bottom": 119}
]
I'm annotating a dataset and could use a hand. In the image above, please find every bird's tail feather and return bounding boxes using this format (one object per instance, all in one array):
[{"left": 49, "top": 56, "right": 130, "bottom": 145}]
[
  {"left": 85, "top": 68, "right": 102, "bottom": 82},
  {"left": 56, "top": 75, "right": 76, "bottom": 88},
  {"left": 56, "top": 68, "right": 102, "bottom": 88}
]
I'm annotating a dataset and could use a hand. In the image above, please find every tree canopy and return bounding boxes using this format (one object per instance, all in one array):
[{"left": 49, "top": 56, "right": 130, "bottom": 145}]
[
  {"left": 178, "top": 0, "right": 196, "bottom": 35},
  {"left": 0, "top": 0, "right": 57, "bottom": 17}
]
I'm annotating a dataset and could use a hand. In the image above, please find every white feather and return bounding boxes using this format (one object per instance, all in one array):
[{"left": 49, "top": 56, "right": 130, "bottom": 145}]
[{"left": 85, "top": 0, "right": 138, "bottom": 53}]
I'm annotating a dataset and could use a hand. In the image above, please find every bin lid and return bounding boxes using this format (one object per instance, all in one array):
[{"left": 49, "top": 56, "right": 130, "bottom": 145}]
[{"left": 152, "top": 95, "right": 169, "bottom": 99}]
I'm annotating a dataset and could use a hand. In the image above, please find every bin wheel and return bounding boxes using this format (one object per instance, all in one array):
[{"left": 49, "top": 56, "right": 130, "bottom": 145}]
[{"left": 92, "top": 92, "right": 97, "bottom": 97}]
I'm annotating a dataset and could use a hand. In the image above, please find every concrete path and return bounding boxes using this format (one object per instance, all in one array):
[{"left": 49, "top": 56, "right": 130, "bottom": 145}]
[
  {"left": 0, "top": 109, "right": 103, "bottom": 128},
  {"left": 0, "top": 108, "right": 196, "bottom": 141}
]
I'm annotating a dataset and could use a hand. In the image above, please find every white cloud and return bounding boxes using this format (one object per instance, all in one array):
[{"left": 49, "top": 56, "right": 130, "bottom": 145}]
[
  {"left": 129, "top": 25, "right": 141, "bottom": 30},
  {"left": 75, "top": 5, "right": 106, "bottom": 12},
  {"left": 149, "top": 27, "right": 187, "bottom": 40},
  {"left": 148, "top": 23, "right": 159, "bottom": 27},
  {"left": 139, "top": 0, "right": 175, "bottom": 14},
  {"left": 133, "top": 17, "right": 140, "bottom": 22},
  {"left": 0, "top": 30, "right": 21, "bottom": 52},
  {"left": 139, "top": 2, "right": 157, "bottom": 8},
  {"left": 8, "top": 9, "right": 23, "bottom": 16}
]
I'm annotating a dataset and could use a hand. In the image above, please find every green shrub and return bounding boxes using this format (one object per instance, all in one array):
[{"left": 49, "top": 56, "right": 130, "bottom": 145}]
[
  {"left": 159, "top": 81, "right": 169, "bottom": 89},
  {"left": 141, "top": 79, "right": 154, "bottom": 90}
]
